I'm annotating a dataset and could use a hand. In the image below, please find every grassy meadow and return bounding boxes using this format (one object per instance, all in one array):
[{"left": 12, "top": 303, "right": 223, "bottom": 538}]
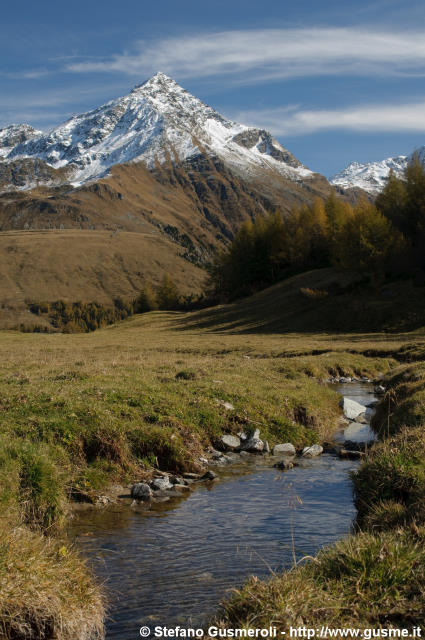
[{"left": 1, "top": 306, "right": 425, "bottom": 638}]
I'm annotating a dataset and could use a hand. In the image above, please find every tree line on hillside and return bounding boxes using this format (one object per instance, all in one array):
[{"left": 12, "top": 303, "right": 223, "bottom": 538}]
[
  {"left": 26, "top": 275, "right": 210, "bottom": 333},
  {"left": 208, "top": 157, "right": 425, "bottom": 299}
]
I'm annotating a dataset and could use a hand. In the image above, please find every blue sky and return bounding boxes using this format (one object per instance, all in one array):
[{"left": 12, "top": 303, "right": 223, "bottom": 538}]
[{"left": 1, "top": 0, "right": 425, "bottom": 176}]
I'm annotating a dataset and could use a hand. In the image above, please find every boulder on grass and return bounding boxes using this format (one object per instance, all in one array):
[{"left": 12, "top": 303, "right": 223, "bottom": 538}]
[{"left": 219, "top": 434, "right": 241, "bottom": 451}]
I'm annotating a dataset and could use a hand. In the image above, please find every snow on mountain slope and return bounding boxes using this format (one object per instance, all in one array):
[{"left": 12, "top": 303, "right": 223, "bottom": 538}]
[
  {"left": 0, "top": 124, "right": 42, "bottom": 158},
  {"left": 4, "top": 72, "right": 313, "bottom": 188},
  {"left": 330, "top": 147, "right": 425, "bottom": 195}
]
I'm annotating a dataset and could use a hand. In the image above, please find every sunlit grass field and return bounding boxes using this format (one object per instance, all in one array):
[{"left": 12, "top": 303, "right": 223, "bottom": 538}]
[{"left": 1, "top": 309, "right": 424, "bottom": 638}]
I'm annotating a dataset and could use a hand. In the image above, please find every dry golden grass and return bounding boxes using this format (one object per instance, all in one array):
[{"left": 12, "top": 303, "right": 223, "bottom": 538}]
[
  {"left": 0, "top": 229, "right": 205, "bottom": 328},
  {"left": 0, "top": 522, "right": 104, "bottom": 640}
]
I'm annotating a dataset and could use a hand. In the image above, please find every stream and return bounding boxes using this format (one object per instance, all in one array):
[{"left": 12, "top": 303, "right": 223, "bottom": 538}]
[{"left": 69, "top": 382, "right": 377, "bottom": 639}]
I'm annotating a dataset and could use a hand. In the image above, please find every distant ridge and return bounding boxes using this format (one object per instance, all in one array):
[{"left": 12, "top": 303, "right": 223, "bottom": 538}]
[{"left": 330, "top": 147, "right": 425, "bottom": 194}]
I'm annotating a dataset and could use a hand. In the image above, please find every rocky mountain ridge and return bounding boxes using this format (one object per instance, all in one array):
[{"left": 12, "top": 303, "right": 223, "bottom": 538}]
[
  {"left": 330, "top": 147, "right": 425, "bottom": 194},
  {"left": 0, "top": 72, "right": 316, "bottom": 191}
]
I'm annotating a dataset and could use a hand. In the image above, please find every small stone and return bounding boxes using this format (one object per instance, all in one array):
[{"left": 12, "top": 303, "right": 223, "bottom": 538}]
[
  {"left": 302, "top": 444, "right": 323, "bottom": 458},
  {"left": 151, "top": 477, "right": 173, "bottom": 491},
  {"left": 131, "top": 482, "right": 152, "bottom": 501},
  {"left": 225, "top": 451, "right": 240, "bottom": 460},
  {"left": 274, "top": 460, "right": 294, "bottom": 471},
  {"left": 210, "top": 455, "right": 227, "bottom": 465},
  {"left": 219, "top": 434, "right": 241, "bottom": 451},
  {"left": 343, "top": 440, "right": 368, "bottom": 452},
  {"left": 201, "top": 470, "right": 218, "bottom": 481},
  {"left": 183, "top": 472, "right": 201, "bottom": 479},
  {"left": 241, "top": 437, "right": 264, "bottom": 453},
  {"left": 199, "top": 457, "right": 208, "bottom": 465},
  {"left": 323, "top": 444, "right": 340, "bottom": 455},
  {"left": 263, "top": 440, "right": 270, "bottom": 454},
  {"left": 212, "top": 450, "right": 225, "bottom": 460},
  {"left": 374, "top": 385, "right": 386, "bottom": 395},
  {"left": 339, "top": 449, "right": 365, "bottom": 460},
  {"left": 238, "top": 431, "right": 248, "bottom": 441},
  {"left": 216, "top": 399, "right": 235, "bottom": 411},
  {"left": 273, "top": 443, "right": 296, "bottom": 456},
  {"left": 173, "top": 484, "right": 191, "bottom": 492}
]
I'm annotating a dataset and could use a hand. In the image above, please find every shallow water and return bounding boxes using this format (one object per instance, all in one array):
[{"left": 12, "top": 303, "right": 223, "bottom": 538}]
[
  {"left": 70, "top": 455, "right": 359, "bottom": 638},
  {"left": 332, "top": 381, "right": 378, "bottom": 444}
]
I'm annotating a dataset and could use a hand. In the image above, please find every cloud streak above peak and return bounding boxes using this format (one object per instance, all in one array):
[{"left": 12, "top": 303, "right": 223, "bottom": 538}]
[
  {"left": 231, "top": 100, "right": 425, "bottom": 136},
  {"left": 65, "top": 27, "right": 425, "bottom": 82}
]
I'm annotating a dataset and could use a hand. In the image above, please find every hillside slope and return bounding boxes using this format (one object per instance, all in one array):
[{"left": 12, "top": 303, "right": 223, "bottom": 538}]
[
  {"left": 0, "top": 229, "right": 205, "bottom": 329},
  {"left": 178, "top": 268, "right": 425, "bottom": 333}
]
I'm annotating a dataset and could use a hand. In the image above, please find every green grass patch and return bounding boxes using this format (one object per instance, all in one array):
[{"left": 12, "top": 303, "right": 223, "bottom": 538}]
[{"left": 218, "top": 529, "right": 425, "bottom": 629}]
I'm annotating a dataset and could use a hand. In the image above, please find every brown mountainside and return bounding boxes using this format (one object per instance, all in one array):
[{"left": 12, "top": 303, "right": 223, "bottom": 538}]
[
  {"left": 0, "top": 150, "right": 332, "bottom": 256},
  {"left": 0, "top": 151, "right": 339, "bottom": 327}
]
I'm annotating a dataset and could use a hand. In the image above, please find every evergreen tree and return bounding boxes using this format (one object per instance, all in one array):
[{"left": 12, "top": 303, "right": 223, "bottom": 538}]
[
  {"left": 134, "top": 283, "right": 158, "bottom": 313},
  {"left": 375, "top": 169, "right": 407, "bottom": 233},
  {"left": 157, "top": 274, "right": 180, "bottom": 310},
  {"left": 330, "top": 200, "right": 405, "bottom": 286}
]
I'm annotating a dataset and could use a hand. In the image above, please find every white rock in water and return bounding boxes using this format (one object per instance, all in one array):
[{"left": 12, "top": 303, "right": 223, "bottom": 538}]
[
  {"left": 302, "top": 444, "right": 323, "bottom": 457},
  {"left": 273, "top": 443, "right": 296, "bottom": 456},
  {"left": 340, "top": 397, "right": 367, "bottom": 421}
]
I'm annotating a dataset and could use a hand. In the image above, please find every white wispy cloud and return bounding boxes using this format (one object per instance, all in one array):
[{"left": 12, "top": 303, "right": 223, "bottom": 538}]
[
  {"left": 230, "top": 100, "right": 425, "bottom": 136},
  {"left": 65, "top": 28, "right": 425, "bottom": 82},
  {"left": 0, "top": 69, "right": 51, "bottom": 80}
]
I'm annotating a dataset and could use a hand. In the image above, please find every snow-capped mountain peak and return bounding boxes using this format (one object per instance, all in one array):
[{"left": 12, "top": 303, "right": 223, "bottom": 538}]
[
  {"left": 330, "top": 147, "right": 425, "bottom": 195},
  {"left": 2, "top": 73, "right": 314, "bottom": 188}
]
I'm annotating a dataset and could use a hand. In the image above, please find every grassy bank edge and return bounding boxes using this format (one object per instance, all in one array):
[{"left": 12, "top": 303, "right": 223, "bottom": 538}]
[{"left": 215, "top": 361, "right": 425, "bottom": 631}]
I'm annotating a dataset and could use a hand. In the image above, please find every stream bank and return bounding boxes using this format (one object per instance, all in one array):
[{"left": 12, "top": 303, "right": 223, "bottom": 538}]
[{"left": 69, "top": 382, "right": 377, "bottom": 639}]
